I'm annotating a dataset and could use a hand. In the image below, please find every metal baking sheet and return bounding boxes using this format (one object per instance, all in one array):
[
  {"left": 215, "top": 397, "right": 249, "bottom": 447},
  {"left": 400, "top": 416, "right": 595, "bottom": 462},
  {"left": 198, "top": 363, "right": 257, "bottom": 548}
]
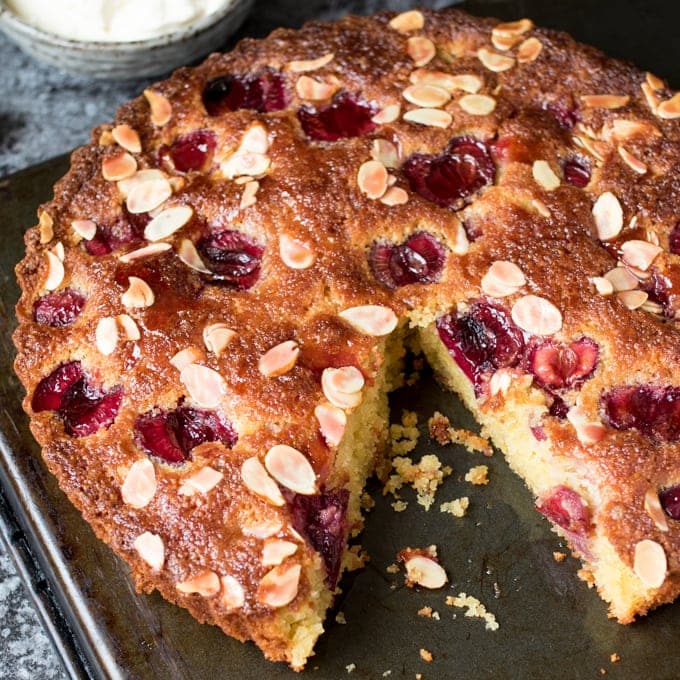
[{"left": 2, "top": 1, "right": 680, "bottom": 677}]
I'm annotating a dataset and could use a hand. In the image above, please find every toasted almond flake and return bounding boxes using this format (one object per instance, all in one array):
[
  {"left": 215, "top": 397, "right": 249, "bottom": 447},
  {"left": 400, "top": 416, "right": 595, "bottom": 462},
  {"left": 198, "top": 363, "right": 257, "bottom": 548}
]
[
  {"left": 572, "top": 134, "right": 606, "bottom": 163},
  {"left": 322, "top": 366, "right": 364, "bottom": 410},
  {"left": 45, "top": 251, "right": 64, "bottom": 291},
  {"left": 477, "top": 47, "right": 515, "bottom": 73},
  {"left": 134, "top": 532, "right": 164, "bottom": 571},
  {"left": 657, "top": 93, "right": 680, "bottom": 119},
  {"left": 102, "top": 152, "right": 137, "bottom": 182},
  {"left": 403, "top": 83, "right": 451, "bottom": 108},
  {"left": 287, "top": 52, "right": 334, "bottom": 73},
  {"left": 240, "top": 180, "right": 259, "bottom": 209},
  {"left": 493, "top": 18, "right": 533, "bottom": 37},
  {"left": 617, "top": 146, "right": 647, "bottom": 174},
  {"left": 295, "top": 75, "right": 338, "bottom": 100},
  {"left": 71, "top": 219, "right": 97, "bottom": 240},
  {"left": 389, "top": 9, "right": 424, "bottom": 33},
  {"left": 380, "top": 186, "right": 409, "bottom": 206},
  {"left": 641, "top": 299, "right": 664, "bottom": 316},
  {"left": 121, "top": 276, "right": 154, "bottom": 309},
  {"left": 581, "top": 94, "right": 630, "bottom": 110},
  {"left": 314, "top": 403, "right": 346, "bottom": 447},
  {"left": 410, "top": 69, "right": 482, "bottom": 94},
  {"left": 144, "top": 205, "right": 193, "bottom": 241},
  {"left": 177, "top": 570, "right": 220, "bottom": 597},
  {"left": 481, "top": 261, "right": 526, "bottom": 298},
  {"left": 371, "top": 139, "right": 399, "bottom": 168},
  {"left": 531, "top": 198, "right": 551, "bottom": 218},
  {"left": 180, "top": 363, "right": 226, "bottom": 408},
  {"left": 177, "top": 239, "right": 211, "bottom": 273},
  {"left": 357, "top": 160, "right": 389, "bottom": 199},
  {"left": 116, "top": 314, "right": 140, "bottom": 341},
  {"left": 452, "top": 220, "right": 470, "bottom": 255},
  {"left": 339, "top": 305, "right": 398, "bottom": 336},
  {"left": 143, "top": 89, "right": 172, "bottom": 126},
  {"left": 122, "top": 459, "right": 156, "bottom": 509},
  {"left": 602, "top": 118, "right": 659, "bottom": 142},
  {"left": 641, "top": 81, "right": 661, "bottom": 113},
  {"left": 618, "top": 289, "right": 648, "bottom": 310},
  {"left": 241, "top": 518, "right": 283, "bottom": 539},
  {"left": 489, "top": 368, "right": 513, "bottom": 396},
  {"left": 126, "top": 176, "right": 172, "bottom": 214},
  {"left": 407, "top": 36, "right": 435, "bottom": 67},
  {"left": 265, "top": 445, "right": 317, "bottom": 495},
  {"left": 491, "top": 31, "right": 522, "bottom": 51},
  {"left": 371, "top": 104, "right": 401, "bottom": 124},
  {"left": 459, "top": 94, "right": 496, "bottom": 116},
  {"left": 644, "top": 488, "right": 669, "bottom": 532},
  {"left": 38, "top": 211, "right": 53, "bottom": 244},
  {"left": 511, "top": 295, "right": 562, "bottom": 335},
  {"left": 221, "top": 152, "right": 270, "bottom": 180},
  {"left": 241, "top": 457, "right": 285, "bottom": 506},
  {"left": 99, "top": 130, "right": 114, "bottom": 146},
  {"left": 240, "top": 123, "right": 269, "bottom": 154},
  {"left": 52, "top": 242, "right": 65, "bottom": 262},
  {"left": 278, "top": 234, "right": 316, "bottom": 270},
  {"left": 517, "top": 37, "right": 543, "bottom": 63},
  {"left": 116, "top": 169, "right": 166, "bottom": 197},
  {"left": 592, "top": 192, "right": 623, "bottom": 241},
  {"left": 262, "top": 539, "right": 298, "bottom": 567},
  {"left": 646, "top": 72, "right": 665, "bottom": 90},
  {"left": 203, "top": 323, "right": 236, "bottom": 357},
  {"left": 257, "top": 563, "right": 301, "bottom": 608},
  {"left": 634, "top": 539, "right": 667, "bottom": 589},
  {"left": 603, "top": 267, "right": 638, "bottom": 292},
  {"left": 95, "top": 317, "right": 119, "bottom": 356},
  {"left": 118, "top": 242, "right": 172, "bottom": 264},
  {"left": 112, "top": 124, "right": 142, "bottom": 153},
  {"left": 404, "top": 555, "right": 447, "bottom": 589},
  {"left": 403, "top": 108, "right": 452, "bottom": 128},
  {"left": 566, "top": 407, "right": 607, "bottom": 446},
  {"left": 170, "top": 346, "right": 204, "bottom": 371},
  {"left": 220, "top": 575, "right": 245, "bottom": 610},
  {"left": 591, "top": 276, "right": 615, "bottom": 296},
  {"left": 179, "top": 466, "right": 223, "bottom": 496},
  {"left": 532, "top": 160, "right": 560, "bottom": 190},
  {"left": 259, "top": 340, "right": 300, "bottom": 377},
  {"left": 621, "top": 240, "right": 662, "bottom": 271}
]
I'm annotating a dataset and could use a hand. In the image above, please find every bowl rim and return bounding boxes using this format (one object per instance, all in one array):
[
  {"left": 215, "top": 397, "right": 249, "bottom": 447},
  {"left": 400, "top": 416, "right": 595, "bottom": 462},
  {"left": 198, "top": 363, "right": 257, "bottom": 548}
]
[{"left": 0, "top": 0, "right": 246, "bottom": 50}]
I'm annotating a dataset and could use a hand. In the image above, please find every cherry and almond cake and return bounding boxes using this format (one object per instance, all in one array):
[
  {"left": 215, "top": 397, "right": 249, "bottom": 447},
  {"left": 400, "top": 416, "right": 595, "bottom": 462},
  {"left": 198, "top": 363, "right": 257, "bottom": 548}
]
[{"left": 13, "top": 7, "right": 680, "bottom": 669}]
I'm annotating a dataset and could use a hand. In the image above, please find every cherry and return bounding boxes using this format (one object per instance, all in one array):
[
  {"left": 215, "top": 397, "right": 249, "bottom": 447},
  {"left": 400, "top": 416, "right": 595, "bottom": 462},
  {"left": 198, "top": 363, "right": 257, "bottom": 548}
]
[
  {"left": 536, "top": 485, "right": 591, "bottom": 535},
  {"left": 369, "top": 231, "right": 446, "bottom": 289},
  {"left": 84, "top": 208, "right": 149, "bottom": 256},
  {"left": 670, "top": 222, "right": 680, "bottom": 255},
  {"left": 528, "top": 338, "right": 599, "bottom": 390},
  {"left": 563, "top": 159, "right": 591, "bottom": 188},
  {"left": 298, "top": 93, "right": 376, "bottom": 141},
  {"left": 33, "top": 289, "right": 86, "bottom": 326},
  {"left": 202, "top": 69, "right": 288, "bottom": 115},
  {"left": 402, "top": 136, "right": 495, "bottom": 207},
  {"left": 197, "top": 229, "right": 264, "bottom": 290},
  {"left": 659, "top": 485, "right": 680, "bottom": 520},
  {"left": 167, "top": 129, "right": 216, "bottom": 172},
  {"left": 543, "top": 102, "right": 579, "bottom": 130},
  {"left": 32, "top": 361, "right": 84, "bottom": 412}
]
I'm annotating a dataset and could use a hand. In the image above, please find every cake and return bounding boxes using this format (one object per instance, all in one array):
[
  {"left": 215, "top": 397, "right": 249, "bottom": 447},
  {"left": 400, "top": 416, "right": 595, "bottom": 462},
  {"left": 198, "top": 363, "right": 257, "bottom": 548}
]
[{"left": 12, "top": 7, "right": 680, "bottom": 669}]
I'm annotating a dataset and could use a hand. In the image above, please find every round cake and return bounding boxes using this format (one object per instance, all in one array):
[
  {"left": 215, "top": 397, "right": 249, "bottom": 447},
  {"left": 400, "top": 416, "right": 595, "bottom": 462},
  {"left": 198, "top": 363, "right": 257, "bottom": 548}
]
[{"left": 13, "top": 7, "right": 680, "bottom": 669}]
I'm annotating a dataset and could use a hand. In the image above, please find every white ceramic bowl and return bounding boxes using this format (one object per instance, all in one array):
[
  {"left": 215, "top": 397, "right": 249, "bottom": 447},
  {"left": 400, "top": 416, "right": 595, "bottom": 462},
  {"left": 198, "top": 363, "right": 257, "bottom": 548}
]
[{"left": 0, "top": 0, "right": 254, "bottom": 79}]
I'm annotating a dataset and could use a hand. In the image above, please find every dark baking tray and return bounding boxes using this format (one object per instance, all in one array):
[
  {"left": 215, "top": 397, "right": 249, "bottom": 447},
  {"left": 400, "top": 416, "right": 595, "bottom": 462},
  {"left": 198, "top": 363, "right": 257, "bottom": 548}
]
[{"left": 3, "top": 1, "right": 680, "bottom": 677}]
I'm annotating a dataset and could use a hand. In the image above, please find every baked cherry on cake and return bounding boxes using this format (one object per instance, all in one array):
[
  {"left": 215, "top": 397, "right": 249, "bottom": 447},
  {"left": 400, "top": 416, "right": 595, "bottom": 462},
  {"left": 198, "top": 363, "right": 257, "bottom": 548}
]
[{"left": 13, "top": 7, "right": 680, "bottom": 669}]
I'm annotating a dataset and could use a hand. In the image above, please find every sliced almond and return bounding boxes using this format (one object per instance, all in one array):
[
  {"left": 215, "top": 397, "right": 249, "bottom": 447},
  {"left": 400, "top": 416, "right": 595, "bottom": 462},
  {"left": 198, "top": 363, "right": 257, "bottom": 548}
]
[
  {"left": 459, "top": 94, "right": 496, "bottom": 116},
  {"left": 493, "top": 18, "right": 533, "bottom": 37},
  {"left": 287, "top": 52, "right": 334, "bottom": 73},
  {"left": 517, "top": 37, "right": 543, "bottom": 63},
  {"left": 403, "top": 108, "right": 452, "bottom": 128},
  {"left": 121, "top": 459, "right": 156, "bottom": 509},
  {"left": 603, "top": 267, "right": 638, "bottom": 292},
  {"left": 180, "top": 363, "right": 226, "bottom": 408},
  {"left": 389, "top": 9, "right": 424, "bottom": 33},
  {"left": 617, "top": 146, "right": 647, "bottom": 175},
  {"left": 641, "top": 82, "right": 661, "bottom": 113},
  {"left": 95, "top": 316, "right": 119, "bottom": 356},
  {"left": 265, "top": 445, "right": 316, "bottom": 495},
  {"left": 203, "top": 323, "right": 236, "bottom": 357},
  {"left": 121, "top": 276, "right": 154, "bottom": 309},
  {"left": 144, "top": 205, "right": 193, "bottom": 241},
  {"left": 72, "top": 219, "right": 96, "bottom": 241},
  {"left": 491, "top": 31, "right": 522, "bottom": 51},
  {"left": 591, "top": 276, "right": 614, "bottom": 296},
  {"left": 621, "top": 240, "right": 662, "bottom": 271},
  {"left": 220, "top": 575, "right": 245, "bottom": 610},
  {"left": 52, "top": 242, "right": 65, "bottom": 262},
  {"left": 403, "top": 84, "right": 451, "bottom": 108},
  {"left": 262, "top": 539, "right": 298, "bottom": 567},
  {"left": 241, "top": 457, "right": 285, "bottom": 506},
  {"left": 241, "top": 518, "right": 283, "bottom": 539},
  {"left": 221, "top": 152, "right": 270, "bottom": 180},
  {"left": 380, "top": 186, "right": 409, "bottom": 206},
  {"left": 657, "top": 93, "right": 680, "bottom": 119},
  {"left": 532, "top": 160, "right": 560, "bottom": 190},
  {"left": 177, "top": 239, "right": 211, "bottom": 273},
  {"left": 179, "top": 466, "right": 223, "bottom": 496},
  {"left": 45, "top": 251, "right": 64, "bottom": 291},
  {"left": 481, "top": 261, "right": 526, "bottom": 298},
  {"left": 452, "top": 220, "right": 470, "bottom": 255},
  {"left": 126, "top": 175, "right": 172, "bottom": 214},
  {"left": 295, "top": 75, "right": 338, "bottom": 101},
  {"left": 403, "top": 555, "right": 447, "bottom": 589},
  {"left": 118, "top": 242, "right": 172, "bottom": 263},
  {"left": 477, "top": 47, "right": 515, "bottom": 73},
  {"left": 259, "top": 340, "right": 300, "bottom": 377},
  {"left": 357, "top": 160, "right": 388, "bottom": 199},
  {"left": 410, "top": 69, "right": 482, "bottom": 94},
  {"left": 339, "top": 305, "right": 398, "bottom": 336},
  {"left": 117, "top": 169, "right": 166, "bottom": 197},
  {"left": 240, "top": 122, "right": 269, "bottom": 154},
  {"left": 489, "top": 368, "right": 514, "bottom": 396},
  {"left": 566, "top": 407, "right": 607, "bottom": 446},
  {"left": 102, "top": 152, "right": 137, "bottom": 182},
  {"left": 580, "top": 94, "right": 630, "bottom": 110},
  {"left": 407, "top": 36, "right": 435, "bottom": 67},
  {"left": 592, "top": 192, "right": 623, "bottom": 241},
  {"left": 646, "top": 72, "right": 665, "bottom": 91},
  {"left": 116, "top": 314, "right": 140, "bottom": 341},
  {"left": 572, "top": 134, "right": 606, "bottom": 163},
  {"left": 176, "top": 570, "right": 220, "bottom": 597},
  {"left": 143, "top": 89, "right": 172, "bottom": 127},
  {"left": 644, "top": 488, "right": 669, "bottom": 532},
  {"left": 133, "top": 532, "right": 164, "bottom": 571},
  {"left": 603, "top": 118, "right": 660, "bottom": 142},
  {"left": 633, "top": 539, "right": 667, "bottom": 589},
  {"left": 371, "top": 139, "right": 399, "bottom": 169},
  {"left": 240, "top": 180, "right": 259, "bottom": 209},
  {"left": 170, "top": 346, "right": 204, "bottom": 371},
  {"left": 371, "top": 104, "right": 401, "bottom": 124},
  {"left": 112, "top": 124, "right": 142, "bottom": 154},
  {"left": 257, "top": 563, "right": 301, "bottom": 608},
  {"left": 617, "top": 289, "right": 648, "bottom": 310},
  {"left": 314, "top": 403, "right": 346, "bottom": 448},
  {"left": 321, "top": 366, "right": 364, "bottom": 410},
  {"left": 38, "top": 211, "right": 53, "bottom": 244},
  {"left": 511, "top": 295, "right": 562, "bottom": 335},
  {"left": 531, "top": 198, "right": 551, "bottom": 219},
  {"left": 279, "top": 234, "right": 316, "bottom": 270}
]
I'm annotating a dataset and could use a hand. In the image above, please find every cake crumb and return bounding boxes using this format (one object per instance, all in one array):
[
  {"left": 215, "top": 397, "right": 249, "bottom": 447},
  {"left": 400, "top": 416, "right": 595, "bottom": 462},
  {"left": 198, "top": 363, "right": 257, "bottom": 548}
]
[
  {"left": 553, "top": 551, "right": 566, "bottom": 563},
  {"left": 440, "top": 497, "right": 470, "bottom": 517},
  {"left": 599, "top": 669, "right": 607, "bottom": 675},
  {"left": 346, "top": 663, "right": 356, "bottom": 674},
  {"left": 465, "top": 465, "right": 489, "bottom": 485},
  {"left": 415, "top": 675, "right": 423, "bottom": 680},
  {"left": 390, "top": 410, "right": 420, "bottom": 456},
  {"left": 610, "top": 653, "right": 620, "bottom": 663},
  {"left": 392, "top": 500, "right": 409, "bottom": 512},
  {"left": 578, "top": 567, "right": 596, "bottom": 587},
  {"left": 386, "top": 563, "right": 400, "bottom": 574},
  {"left": 344, "top": 545, "right": 369, "bottom": 571},
  {"left": 361, "top": 492, "right": 375, "bottom": 510},
  {"left": 445, "top": 592, "right": 499, "bottom": 631},
  {"left": 419, "top": 649, "right": 433, "bottom": 663},
  {"left": 385, "top": 454, "right": 452, "bottom": 510},
  {"left": 382, "top": 671, "right": 392, "bottom": 677},
  {"left": 335, "top": 611, "right": 346, "bottom": 624},
  {"left": 418, "top": 606, "right": 433, "bottom": 618},
  {"left": 428, "top": 412, "right": 493, "bottom": 456}
]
